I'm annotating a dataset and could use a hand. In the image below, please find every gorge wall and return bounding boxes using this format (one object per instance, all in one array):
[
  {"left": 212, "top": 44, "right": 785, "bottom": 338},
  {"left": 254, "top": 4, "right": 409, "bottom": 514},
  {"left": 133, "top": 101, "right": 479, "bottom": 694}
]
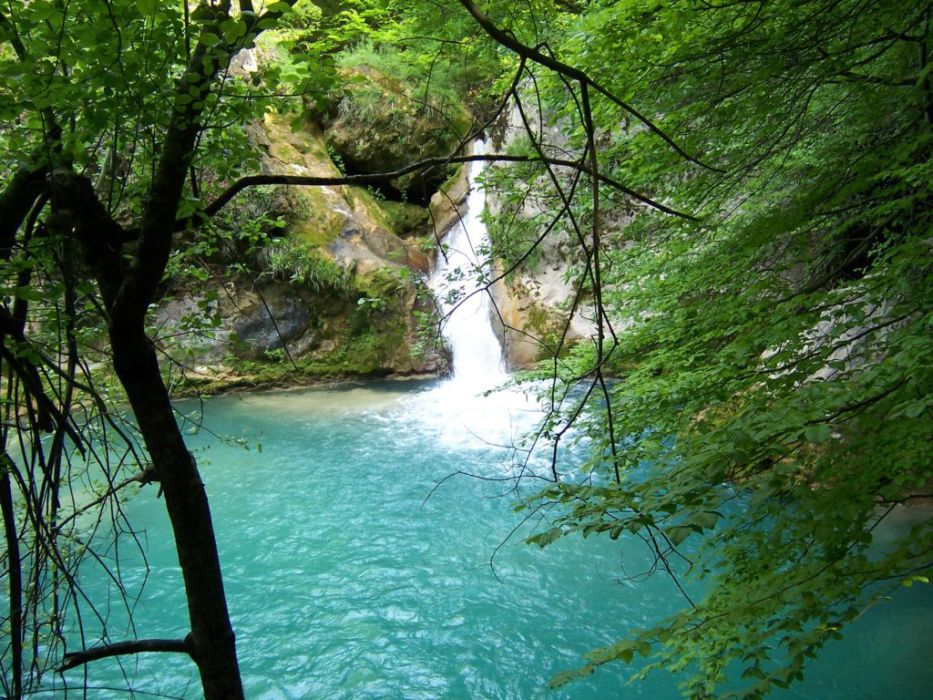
[
  {"left": 156, "top": 103, "right": 454, "bottom": 392},
  {"left": 155, "top": 67, "right": 586, "bottom": 392}
]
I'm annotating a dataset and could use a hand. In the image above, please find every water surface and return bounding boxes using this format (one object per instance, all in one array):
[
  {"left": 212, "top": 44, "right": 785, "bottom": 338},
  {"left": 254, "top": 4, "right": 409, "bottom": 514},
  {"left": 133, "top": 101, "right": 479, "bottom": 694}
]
[{"left": 56, "top": 382, "right": 932, "bottom": 699}]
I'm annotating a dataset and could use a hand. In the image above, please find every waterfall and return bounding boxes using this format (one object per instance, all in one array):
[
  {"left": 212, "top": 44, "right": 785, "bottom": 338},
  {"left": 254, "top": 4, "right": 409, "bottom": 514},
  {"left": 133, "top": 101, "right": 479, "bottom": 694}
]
[
  {"left": 430, "top": 140, "right": 507, "bottom": 389},
  {"left": 417, "top": 139, "right": 538, "bottom": 451}
]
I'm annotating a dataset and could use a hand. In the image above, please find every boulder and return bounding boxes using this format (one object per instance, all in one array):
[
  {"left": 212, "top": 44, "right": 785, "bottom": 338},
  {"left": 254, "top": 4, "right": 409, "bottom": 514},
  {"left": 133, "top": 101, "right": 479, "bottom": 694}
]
[{"left": 324, "top": 66, "right": 467, "bottom": 204}]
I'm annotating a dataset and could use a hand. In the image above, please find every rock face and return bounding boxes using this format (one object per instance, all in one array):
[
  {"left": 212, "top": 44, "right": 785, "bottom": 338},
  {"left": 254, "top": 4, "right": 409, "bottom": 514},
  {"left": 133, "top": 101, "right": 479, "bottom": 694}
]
[
  {"left": 156, "top": 279, "right": 448, "bottom": 376},
  {"left": 427, "top": 164, "right": 471, "bottom": 243},
  {"left": 257, "top": 113, "right": 438, "bottom": 278},
  {"left": 155, "top": 93, "right": 593, "bottom": 384},
  {"left": 154, "top": 285, "right": 310, "bottom": 363},
  {"left": 489, "top": 260, "right": 596, "bottom": 368},
  {"left": 482, "top": 101, "right": 598, "bottom": 368},
  {"left": 420, "top": 110, "right": 596, "bottom": 370},
  {"left": 156, "top": 113, "right": 450, "bottom": 390},
  {"left": 228, "top": 291, "right": 311, "bottom": 360}
]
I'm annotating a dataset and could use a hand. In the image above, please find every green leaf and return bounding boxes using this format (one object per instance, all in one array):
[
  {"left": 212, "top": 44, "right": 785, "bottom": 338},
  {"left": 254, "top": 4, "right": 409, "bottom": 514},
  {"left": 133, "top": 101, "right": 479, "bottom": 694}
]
[
  {"left": 548, "top": 670, "right": 579, "bottom": 689},
  {"left": 200, "top": 32, "right": 221, "bottom": 48},
  {"left": 13, "top": 286, "right": 44, "bottom": 302},
  {"left": 804, "top": 424, "right": 832, "bottom": 444},
  {"left": 220, "top": 18, "right": 247, "bottom": 43},
  {"left": 692, "top": 511, "right": 719, "bottom": 530},
  {"left": 527, "top": 527, "right": 563, "bottom": 548},
  {"left": 667, "top": 526, "right": 692, "bottom": 546}
]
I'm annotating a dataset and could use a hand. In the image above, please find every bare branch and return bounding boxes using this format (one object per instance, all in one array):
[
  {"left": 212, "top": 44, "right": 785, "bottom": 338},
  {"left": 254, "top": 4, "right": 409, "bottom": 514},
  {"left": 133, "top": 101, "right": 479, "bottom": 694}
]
[
  {"left": 202, "top": 153, "right": 698, "bottom": 221},
  {"left": 58, "top": 637, "right": 192, "bottom": 672}
]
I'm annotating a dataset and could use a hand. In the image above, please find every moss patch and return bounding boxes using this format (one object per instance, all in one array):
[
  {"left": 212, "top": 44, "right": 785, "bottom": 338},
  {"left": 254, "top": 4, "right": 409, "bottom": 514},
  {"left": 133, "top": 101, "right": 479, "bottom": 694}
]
[
  {"left": 186, "top": 318, "right": 417, "bottom": 394},
  {"left": 324, "top": 67, "right": 467, "bottom": 202},
  {"left": 261, "top": 112, "right": 348, "bottom": 247},
  {"left": 262, "top": 112, "right": 334, "bottom": 169},
  {"left": 285, "top": 185, "right": 346, "bottom": 247},
  {"left": 379, "top": 200, "right": 429, "bottom": 236}
]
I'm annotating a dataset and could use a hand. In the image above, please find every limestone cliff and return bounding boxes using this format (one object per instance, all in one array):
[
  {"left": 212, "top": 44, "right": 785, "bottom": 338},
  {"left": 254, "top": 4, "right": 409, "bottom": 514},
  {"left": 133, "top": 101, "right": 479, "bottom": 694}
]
[{"left": 482, "top": 103, "right": 597, "bottom": 368}]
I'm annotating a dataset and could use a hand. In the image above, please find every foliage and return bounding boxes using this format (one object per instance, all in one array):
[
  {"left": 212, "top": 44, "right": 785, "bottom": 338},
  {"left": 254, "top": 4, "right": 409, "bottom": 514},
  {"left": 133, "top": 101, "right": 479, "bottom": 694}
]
[
  {"left": 336, "top": 37, "right": 497, "bottom": 116},
  {"left": 257, "top": 0, "right": 501, "bottom": 126},
  {"left": 482, "top": 150, "right": 579, "bottom": 275},
  {"left": 322, "top": 56, "right": 471, "bottom": 201},
  {"left": 263, "top": 238, "right": 352, "bottom": 293},
  {"left": 166, "top": 187, "right": 288, "bottom": 283},
  {"left": 0, "top": 1, "right": 301, "bottom": 696},
  {"left": 2, "top": 0, "right": 929, "bottom": 697},
  {"left": 478, "top": 0, "right": 933, "bottom": 697}
]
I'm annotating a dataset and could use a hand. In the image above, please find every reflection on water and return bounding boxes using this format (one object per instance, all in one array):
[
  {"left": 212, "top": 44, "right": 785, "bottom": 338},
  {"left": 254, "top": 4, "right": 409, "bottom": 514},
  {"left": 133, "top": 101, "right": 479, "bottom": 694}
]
[{"left": 49, "top": 382, "right": 933, "bottom": 699}]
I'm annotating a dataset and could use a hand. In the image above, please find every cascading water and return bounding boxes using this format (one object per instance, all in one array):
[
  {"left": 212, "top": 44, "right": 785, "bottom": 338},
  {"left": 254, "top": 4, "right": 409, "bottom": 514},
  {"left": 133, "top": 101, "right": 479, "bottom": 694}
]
[
  {"left": 429, "top": 139, "right": 507, "bottom": 389},
  {"left": 415, "top": 140, "right": 544, "bottom": 450}
]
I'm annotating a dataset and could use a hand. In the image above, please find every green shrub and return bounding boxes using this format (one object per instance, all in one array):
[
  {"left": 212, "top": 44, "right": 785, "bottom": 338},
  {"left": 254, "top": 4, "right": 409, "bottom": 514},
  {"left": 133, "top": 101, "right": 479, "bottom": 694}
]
[{"left": 263, "top": 239, "right": 352, "bottom": 294}]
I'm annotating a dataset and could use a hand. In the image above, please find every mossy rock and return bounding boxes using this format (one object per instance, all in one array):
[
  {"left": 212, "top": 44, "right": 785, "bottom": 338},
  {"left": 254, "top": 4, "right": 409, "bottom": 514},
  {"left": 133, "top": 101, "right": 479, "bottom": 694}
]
[
  {"left": 283, "top": 186, "right": 346, "bottom": 247},
  {"left": 324, "top": 66, "right": 468, "bottom": 204},
  {"left": 379, "top": 200, "right": 429, "bottom": 237},
  {"left": 260, "top": 112, "right": 348, "bottom": 248},
  {"left": 427, "top": 163, "right": 470, "bottom": 236},
  {"left": 261, "top": 113, "right": 336, "bottom": 170}
]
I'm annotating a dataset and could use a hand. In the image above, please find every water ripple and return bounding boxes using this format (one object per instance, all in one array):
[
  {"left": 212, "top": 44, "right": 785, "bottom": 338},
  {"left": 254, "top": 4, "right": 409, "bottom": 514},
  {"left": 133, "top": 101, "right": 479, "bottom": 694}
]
[{"left": 54, "top": 382, "right": 933, "bottom": 700}]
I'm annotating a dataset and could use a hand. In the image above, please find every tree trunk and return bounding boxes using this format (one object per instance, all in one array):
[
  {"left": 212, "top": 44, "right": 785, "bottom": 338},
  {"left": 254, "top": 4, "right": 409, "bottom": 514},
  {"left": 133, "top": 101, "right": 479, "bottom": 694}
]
[
  {"left": 0, "top": 466, "right": 23, "bottom": 700},
  {"left": 42, "top": 7, "right": 300, "bottom": 695},
  {"left": 109, "top": 326, "right": 244, "bottom": 699}
]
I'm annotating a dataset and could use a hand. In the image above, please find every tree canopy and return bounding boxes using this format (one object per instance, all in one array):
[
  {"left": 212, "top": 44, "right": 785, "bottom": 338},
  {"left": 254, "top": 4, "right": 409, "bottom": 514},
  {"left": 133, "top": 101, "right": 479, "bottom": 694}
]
[
  {"left": 489, "top": 0, "right": 932, "bottom": 696},
  {"left": 1, "top": 1, "right": 302, "bottom": 696}
]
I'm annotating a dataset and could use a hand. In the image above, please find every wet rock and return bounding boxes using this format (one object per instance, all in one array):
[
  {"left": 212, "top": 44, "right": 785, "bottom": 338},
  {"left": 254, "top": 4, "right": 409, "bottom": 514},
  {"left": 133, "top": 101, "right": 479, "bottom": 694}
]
[{"left": 231, "top": 296, "right": 311, "bottom": 359}]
